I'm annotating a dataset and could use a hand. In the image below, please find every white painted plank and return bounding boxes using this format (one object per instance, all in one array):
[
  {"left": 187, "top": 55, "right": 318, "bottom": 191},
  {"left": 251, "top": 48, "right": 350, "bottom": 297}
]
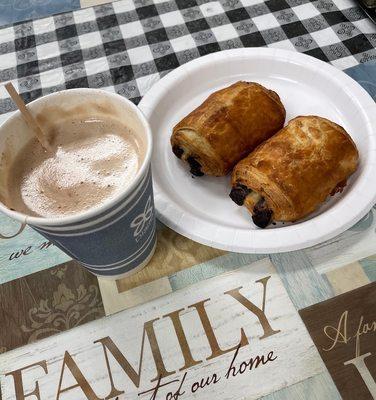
[{"left": 0, "top": 259, "right": 323, "bottom": 400}]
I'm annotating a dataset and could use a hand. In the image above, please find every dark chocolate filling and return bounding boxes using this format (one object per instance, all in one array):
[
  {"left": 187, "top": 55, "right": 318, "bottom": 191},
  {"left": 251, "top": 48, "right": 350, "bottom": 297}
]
[
  {"left": 252, "top": 198, "right": 273, "bottom": 229},
  {"left": 229, "top": 184, "right": 251, "bottom": 206},
  {"left": 187, "top": 156, "right": 204, "bottom": 176},
  {"left": 172, "top": 145, "right": 184, "bottom": 159}
]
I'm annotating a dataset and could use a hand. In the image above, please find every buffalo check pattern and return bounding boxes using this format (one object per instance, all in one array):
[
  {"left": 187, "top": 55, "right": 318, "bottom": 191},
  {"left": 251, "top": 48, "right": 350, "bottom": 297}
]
[{"left": 0, "top": 0, "right": 375, "bottom": 113}]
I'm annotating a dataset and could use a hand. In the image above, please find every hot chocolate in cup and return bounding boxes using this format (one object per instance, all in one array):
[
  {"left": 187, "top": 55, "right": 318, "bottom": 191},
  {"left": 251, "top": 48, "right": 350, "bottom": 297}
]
[{"left": 0, "top": 88, "right": 156, "bottom": 279}]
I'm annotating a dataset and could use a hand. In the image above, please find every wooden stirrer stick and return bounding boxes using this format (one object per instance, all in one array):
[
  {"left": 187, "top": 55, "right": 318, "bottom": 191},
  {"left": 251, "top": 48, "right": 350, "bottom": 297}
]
[{"left": 5, "top": 82, "right": 51, "bottom": 152}]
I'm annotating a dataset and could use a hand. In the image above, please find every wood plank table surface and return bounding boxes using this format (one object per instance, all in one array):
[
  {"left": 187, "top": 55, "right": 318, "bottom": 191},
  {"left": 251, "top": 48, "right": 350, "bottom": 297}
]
[{"left": 0, "top": 1, "right": 375, "bottom": 399}]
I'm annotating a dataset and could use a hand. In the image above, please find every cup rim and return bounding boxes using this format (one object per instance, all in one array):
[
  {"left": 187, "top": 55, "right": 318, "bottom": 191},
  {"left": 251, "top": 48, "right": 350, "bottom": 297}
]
[{"left": 0, "top": 88, "right": 153, "bottom": 227}]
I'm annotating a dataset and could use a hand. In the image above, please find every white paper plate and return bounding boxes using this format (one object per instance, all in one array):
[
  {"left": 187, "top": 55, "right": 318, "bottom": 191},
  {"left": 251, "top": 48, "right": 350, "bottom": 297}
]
[{"left": 139, "top": 48, "right": 376, "bottom": 253}]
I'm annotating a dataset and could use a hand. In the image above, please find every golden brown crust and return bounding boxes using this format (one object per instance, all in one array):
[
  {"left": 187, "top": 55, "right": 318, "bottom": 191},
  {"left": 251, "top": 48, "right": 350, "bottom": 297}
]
[
  {"left": 231, "top": 116, "right": 359, "bottom": 222},
  {"left": 171, "top": 81, "right": 286, "bottom": 176}
]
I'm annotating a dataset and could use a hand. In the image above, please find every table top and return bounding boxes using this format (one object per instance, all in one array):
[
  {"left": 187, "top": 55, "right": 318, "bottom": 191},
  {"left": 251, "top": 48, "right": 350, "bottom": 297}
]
[{"left": 0, "top": 1, "right": 375, "bottom": 399}]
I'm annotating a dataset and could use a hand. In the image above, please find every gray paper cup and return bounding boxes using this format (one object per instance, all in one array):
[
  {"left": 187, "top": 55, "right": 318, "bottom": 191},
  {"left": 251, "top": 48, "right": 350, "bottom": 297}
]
[{"left": 0, "top": 89, "right": 156, "bottom": 279}]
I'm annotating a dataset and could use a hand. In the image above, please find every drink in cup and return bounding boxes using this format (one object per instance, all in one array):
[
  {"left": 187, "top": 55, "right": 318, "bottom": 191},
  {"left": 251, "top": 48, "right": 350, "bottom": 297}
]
[{"left": 0, "top": 88, "right": 156, "bottom": 278}]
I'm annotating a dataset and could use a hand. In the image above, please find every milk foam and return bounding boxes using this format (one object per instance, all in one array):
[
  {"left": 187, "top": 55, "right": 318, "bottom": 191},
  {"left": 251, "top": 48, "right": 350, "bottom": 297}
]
[{"left": 7, "top": 118, "right": 144, "bottom": 218}]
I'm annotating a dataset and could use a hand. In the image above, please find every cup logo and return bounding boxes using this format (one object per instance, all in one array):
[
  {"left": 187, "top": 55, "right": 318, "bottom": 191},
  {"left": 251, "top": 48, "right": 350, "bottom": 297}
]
[{"left": 130, "top": 196, "right": 153, "bottom": 237}]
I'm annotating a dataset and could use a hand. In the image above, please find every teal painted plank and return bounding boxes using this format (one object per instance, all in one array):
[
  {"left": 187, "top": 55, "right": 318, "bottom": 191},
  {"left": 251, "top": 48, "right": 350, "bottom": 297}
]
[
  {"left": 260, "top": 371, "right": 341, "bottom": 400},
  {"left": 169, "top": 252, "right": 267, "bottom": 291},
  {"left": 170, "top": 250, "right": 334, "bottom": 310},
  {"left": 359, "top": 258, "right": 376, "bottom": 282},
  {"left": 0, "top": 0, "right": 80, "bottom": 27},
  {"left": 345, "top": 61, "right": 376, "bottom": 102},
  {"left": 0, "top": 214, "right": 70, "bottom": 284},
  {"left": 270, "top": 251, "right": 334, "bottom": 309}
]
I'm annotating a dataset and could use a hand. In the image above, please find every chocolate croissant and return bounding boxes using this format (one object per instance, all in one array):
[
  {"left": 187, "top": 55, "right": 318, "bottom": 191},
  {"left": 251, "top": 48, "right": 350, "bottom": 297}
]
[
  {"left": 171, "top": 81, "right": 286, "bottom": 176},
  {"left": 230, "top": 116, "right": 359, "bottom": 228}
]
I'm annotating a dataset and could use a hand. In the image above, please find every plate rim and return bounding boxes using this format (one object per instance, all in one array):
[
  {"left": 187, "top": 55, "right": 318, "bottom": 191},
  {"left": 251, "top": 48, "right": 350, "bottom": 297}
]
[{"left": 139, "top": 48, "right": 376, "bottom": 253}]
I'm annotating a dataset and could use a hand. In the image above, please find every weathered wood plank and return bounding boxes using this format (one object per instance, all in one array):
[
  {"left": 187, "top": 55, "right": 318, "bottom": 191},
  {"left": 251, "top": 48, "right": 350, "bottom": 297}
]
[
  {"left": 0, "top": 261, "right": 104, "bottom": 353},
  {"left": 270, "top": 252, "right": 334, "bottom": 309},
  {"left": 98, "top": 276, "right": 172, "bottom": 315},
  {"left": 260, "top": 371, "right": 341, "bottom": 400},
  {"left": 116, "top": 225, "right": 225, "bottom": 292},
  {"left": 325, "top": 262, "right": 370, "bottom": 295},
  {"left": 0, "top": 259, "right": 323, "bottom": 400},
  {"left": 300, "top": 282, "right": 376, "bottom": 400}
]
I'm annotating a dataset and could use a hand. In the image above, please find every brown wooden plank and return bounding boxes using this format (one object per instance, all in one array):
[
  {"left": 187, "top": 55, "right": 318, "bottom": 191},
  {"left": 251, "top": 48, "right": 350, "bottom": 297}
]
[
  {"left": 299, "top": 282, "right": 376, "bottom": 400},
  {"left": 0, "top": 260, "right": 104, "bottom": 352}
]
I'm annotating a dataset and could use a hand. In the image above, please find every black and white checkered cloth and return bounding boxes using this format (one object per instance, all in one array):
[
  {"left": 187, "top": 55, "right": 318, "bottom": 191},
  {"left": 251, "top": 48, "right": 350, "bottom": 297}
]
[{"left": 0, "top": 0, "right": 375, "bottom": 117}]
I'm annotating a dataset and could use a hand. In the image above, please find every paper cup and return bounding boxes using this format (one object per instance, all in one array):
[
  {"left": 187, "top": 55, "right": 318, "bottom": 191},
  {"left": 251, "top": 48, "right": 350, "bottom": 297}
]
[{"left": 0, "top": 89, "right": 156, "bottom": 279}]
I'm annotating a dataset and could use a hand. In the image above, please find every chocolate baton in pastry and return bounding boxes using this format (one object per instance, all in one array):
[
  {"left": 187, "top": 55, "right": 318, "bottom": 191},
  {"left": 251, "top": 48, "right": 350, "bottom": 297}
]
[
  {"left": 171, "top": 81, "right": 286, "bottom": 176},
  {"left": 230, "top": 116, "right": 359, "bottom": 228}
]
